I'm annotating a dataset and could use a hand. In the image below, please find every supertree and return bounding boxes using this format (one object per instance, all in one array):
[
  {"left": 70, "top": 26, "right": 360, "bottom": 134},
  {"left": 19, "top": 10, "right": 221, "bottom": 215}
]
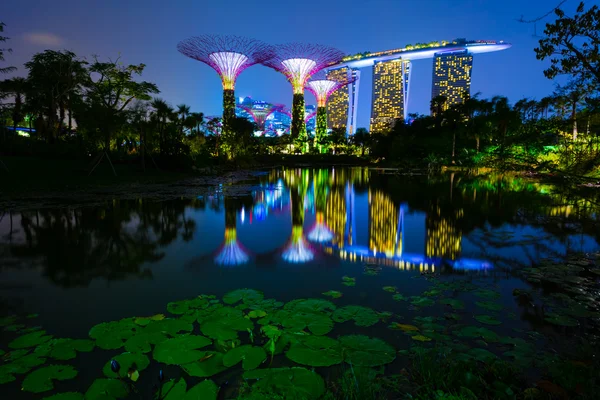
[
  {"left": 177, "top": 35, "right": 274, "bottom": 145},
  {"left": 262, "top": 43, "right": 345, "bottom": 151},
  {"left": 306, "top": 73, "right": 357, "bottom": 152},
  {"left": 238, "top": 103, "right": 284, "bottom": 135}
]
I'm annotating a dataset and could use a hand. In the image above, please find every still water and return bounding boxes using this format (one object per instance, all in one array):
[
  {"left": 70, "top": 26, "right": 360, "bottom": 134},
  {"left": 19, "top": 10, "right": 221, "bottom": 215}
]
[{"left": 0, "top": 168, "right": 599, "bottom": 397}]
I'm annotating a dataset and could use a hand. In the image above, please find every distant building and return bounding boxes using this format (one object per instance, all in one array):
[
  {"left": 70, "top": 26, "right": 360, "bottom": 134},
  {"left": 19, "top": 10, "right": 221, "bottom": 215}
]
[
  {"left": 236, "top": 97, "right": 292, "bottom": 136},
  {"left": 305, "top": 104, "right": 316, "bottom": 133},
  {"left": 369, "top": 59, "right": 411, "bottom": 133},
  {"left": 326, "top": 67, "right": 361, "bottom": 135},
  {"left": 431, "top": 50, "right": 473, "bottom": 112}
]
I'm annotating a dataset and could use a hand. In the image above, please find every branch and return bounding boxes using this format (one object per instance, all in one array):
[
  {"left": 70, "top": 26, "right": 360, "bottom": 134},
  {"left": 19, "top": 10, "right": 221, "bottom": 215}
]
[{"left": 517, "top": 0, "right": 568, "bottom": 23}]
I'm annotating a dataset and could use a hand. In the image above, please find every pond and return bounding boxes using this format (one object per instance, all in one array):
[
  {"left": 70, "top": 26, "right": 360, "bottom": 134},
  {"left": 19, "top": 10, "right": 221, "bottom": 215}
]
[{"left": 1, "top": 168, "right": 599, "bottom": 399}]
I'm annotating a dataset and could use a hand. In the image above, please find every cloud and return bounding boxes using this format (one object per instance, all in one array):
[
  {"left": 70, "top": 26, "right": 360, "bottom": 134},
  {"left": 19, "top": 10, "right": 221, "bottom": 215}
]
[{"left": 22, "top": 32, "right": 65, "bottom": 47}]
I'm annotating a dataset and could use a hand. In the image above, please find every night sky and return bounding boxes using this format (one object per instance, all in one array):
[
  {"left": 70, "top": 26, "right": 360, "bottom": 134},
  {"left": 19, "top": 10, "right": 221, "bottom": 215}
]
[{"left": 2, "top": 0, "right": 575, "bottom": 128}]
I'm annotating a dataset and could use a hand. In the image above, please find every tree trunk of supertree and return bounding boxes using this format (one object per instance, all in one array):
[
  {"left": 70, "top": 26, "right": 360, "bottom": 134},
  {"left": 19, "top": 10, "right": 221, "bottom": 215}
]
[
  {"left": 292, "top": 93, "right": 307, "bottom": 151},
  {"left": 316, "top": 106, "right": 327, "bottom": 153},
  {"left": 222, "top": 89, "right": 236, "bottom": 158}
]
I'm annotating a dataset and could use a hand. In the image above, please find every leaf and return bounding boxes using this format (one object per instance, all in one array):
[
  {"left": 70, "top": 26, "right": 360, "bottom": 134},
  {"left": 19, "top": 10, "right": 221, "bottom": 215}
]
[
  {"left": 184, "top": 380, "right": 219, "bottom": 400},
  {"left": 283, "top": 312, "right": 333, "bottom": 336},
  {"left": 389, "top": 323, "right": 419, "bottom": 332},
  {"left": 322, "top": 290, "right": 343, "bottom": 299},
  {"left": 88, "top": 319, "right": 140, "bottom": 350},
  {"left": 474, "top": 315, "right": 502, "bottom": 325},
  {"left": 544, "top": 313, "right": 579, "bottom": 327},
  {"left": 36, "top": 339, "right": 94, "bottom": 361},
  {"left": 469, "top": 348, "right": 497, "bottom": 363},
  {"left": 339, "top": 335, "right": 396, "bottom": 367},
  {"left": 284, "top": 298, "right": 336, "bottom": 314},
  {"left": 167, "top": 296, "right": 212, "bottom": 314},
  {"left": 124, "top": 332, "right": 167, "bottom": 353},
  {"left": 9, "top": 330, "right": 52, "bottom": 349},
  {"left": 153, "top": 335, "right": 212, "bottom": 365},
  {"left": 242, "top": 367, "right": 325, "bottom": 399},
  {"left": 285, "top": 335, "right": 343, "bottom": 367},
  {"left": 411, "top": 335, "right": 432, "bottom": 342},
  {"left": 157, "top": 378, "right": 187, "bottom": 400},
  {"left": 143, "top": 318, "right": 193, "bottom": 335},
  {"left": 134, "top": 314, "right": 165, "bottom": 326},
  {"left": 181, "top": 352, "right": 228, "bottom": 377},
  {"left": 42, "top": 393, "right": 84, "bottom": 400},
  {"left": 410, "top": 296, "right": 435, "bottom": 307},
  {"left": 200, "top": 307, "right": 254, "bottom": 341},
  {"left": 439, "top": 298, "right": 465, "bottom": 310},
  {"left": 456, "top": 326, "right": 499, "bottom": 342},
  {"left": 127, "top": 370, "right": 139, "bottom": 382},
  {"left": 248, "top": 310, "right": 267, "bottom": 318},
  {"left": 223, "top": 345, "right": 266, "bottom": 370},
  {"left": 332, "top": 305, "right": 379, "bottom": 327},
  {"left": 474, "top": 289, "right": 500, "bottom": 299},
  {"left": 392, "top": 294, "right": 406, "bottom": 301},
  {"left": 223, "top": 289, "right": 264, "bottom": 305},
  {"left": 85, "top": 378, "right": 129, "bottom": 400},
  {"left": 342, "top": 281, "right": 356, "bottom": 287},
  {"left": 102, "top": 352, "right": 149, "bottom": 379},
  {"left": 475, "top": 301, "right": 503, "bottom": 311},
  {"left": 342, "top": 276, "right": 356, "bottom": 286},
  {"left": 382, "top": 286, "right": 397, "bottom": 293},
  {"left": 22, "top": 365, "right": 78, "bottom": 393}
]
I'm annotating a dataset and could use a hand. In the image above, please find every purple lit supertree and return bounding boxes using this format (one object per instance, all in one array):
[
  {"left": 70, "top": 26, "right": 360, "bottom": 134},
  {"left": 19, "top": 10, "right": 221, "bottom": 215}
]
[
  {"left": 306, "top": 73, "right": 358, "bottom": 150},
  {"left": 238, "top": 103, "right": 284, "bottom": 135},
  {"left": 214, "top": 198, "right": 250, "bottom": 266},
  {"left": 261, "top": 44, "right": 345, "bottom": 149},
  {"left": 177, "top": 35, "right": 274, "bottom": 141}
]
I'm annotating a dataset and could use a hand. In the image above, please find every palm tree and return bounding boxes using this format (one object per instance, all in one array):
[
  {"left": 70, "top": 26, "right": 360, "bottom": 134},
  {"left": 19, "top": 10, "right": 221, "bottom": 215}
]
[
  {"left": 190, "top": 112, "right": 204, "bottom": 135},
  {"left": 176, "top": 104, "right": 191, "bottom": 135},
  {"left": 0, "top": 77, "right": 27, "bottom": 138},
  {"left": 0, "top": 22, "right": 16, "bottom": 75},
  {"left": 151, "top": 98, "right": 173, "bottom": 155}
]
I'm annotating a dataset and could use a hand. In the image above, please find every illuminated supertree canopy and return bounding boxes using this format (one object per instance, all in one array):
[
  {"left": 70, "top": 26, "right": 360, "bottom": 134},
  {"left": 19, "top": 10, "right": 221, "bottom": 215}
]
[
  {"left": 306, "top": 73, "right": 357, "bottom": 151},
  {"left": 261, "top": 43, "right": 345, "bottom": 145},
  {"left": 238, "top": 103, "right": 284, "bottom": 134},
  {"left": 177, "top": 35, "right": 274, "bottom": 141}
]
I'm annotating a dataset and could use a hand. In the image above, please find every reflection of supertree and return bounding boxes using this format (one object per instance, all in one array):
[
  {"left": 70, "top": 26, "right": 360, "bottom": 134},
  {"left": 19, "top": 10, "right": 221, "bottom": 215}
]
[
  {"left": 426, "top": 205, "right": 463, "bottom": 260},
  {"left": 214, "top": 198, "right": 250, "bottom": 266},
  {"left": 369, "top": 190, "right": 401, "bottom": 257},
  {"left": 308, "top": 170, "right": 333, "bottom": 243},
  {"left": 238, "top": 103, "right": 284, "bottom": 135},
  {"left": 306, "top": 73, "right": 357, "bottom": 150},
  {"left": 177, "top": 35, "right": 273, "bottom": 139},
  {"left": 261, "top": 44, "right": 344, "bottom": 148},
  {"left": 282, "top": 187, "right": 314, "bottom": 263}
]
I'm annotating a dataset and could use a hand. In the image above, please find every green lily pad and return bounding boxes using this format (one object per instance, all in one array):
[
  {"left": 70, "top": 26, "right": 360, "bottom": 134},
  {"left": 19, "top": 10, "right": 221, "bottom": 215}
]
[
  {"left": 342, "top": 276, "right": 356, "bottom": 286},
  {"left": 167, "top": 296, "right": 211, "bottom": 315},
  {"left": 153, "top": 335, "right": 212, "bottom": 365},
  {"left": 4, "top": 324, "right": 26, "bottom": 332},
  {"left": 22, "top": 365, "right": 77, "bottom": 393},
  {"left": 184, "top": 380, "right": 219, "bottom": 400},
  {"left": 242, "top": 367, "right": 325, "bottom": 399},
  {"left": 200, "top": 307, "right": 254, "bottom": 341},
  {"left": 284, "top": 298, "right": 336, "bottom": 314},
  {"left": 392, "top": 294, "right": 406, "bottom": 301},
  {"left": 86, "top": 378, "right": 129, "bottom": 400},
  {"left": 389, "top": 323, "right": 419, "bottom": 332},
  {"left": 322, "top": 290, "right": 343, "bottom": 299},
  {"left": 158, "top": 378, "right": 187, "bottom": 400},
  {"left": 88, "top": 319, "right": 140, "bottom": 350},
  {"left": 332, "top": 305, "right": 379, "bottom": 327},
  {"left": 410, "top": 296, "right": 435, "bottom": 307},
  {"left": 474, "top": 289, "right": 500, "bottom": 299},
  {"left": 285, "top": 335, "right": 343, "bottom": 367},
  {"left": 9, "top": 330, "right": 52, "bottom": 349},
  {"left": 144, "top": 318, "right": 193, "bottom": 335},
  {"left": 469, "top": 348, "right": 497, "bottom": 363},
  {"left": 474, "top": 315, "right": 502, "bottom": 325},
  {"left": 544, "top": 313, "right": 579, "bottom": 327},
  {"left": 439, "top": 299, "right": 465, "bottom": 310},
  {"left": 42, "top": 393, "right": 84, "bottom": 400},
  {"left": 411, "top": 335, "right": 432, "bottom": 342},
  {"left": 0, "top": 316, "right": 17, "bottom": 326},
  {"left": 283, "top": 312, "right": 333, "bottom": 336},
  {"left": 383, "top": 286, "right": 397, "bottom": 293},
  {"left": 181, "top": 352, "right": 228, "bottom": 377},
  {"left": 0, "top": 373, "right": 16, "bottom": 385},
  {"left": 223, "top": 289, "right": 264, "bottom": 305},
  {"left": 248, "top": 310, "right": 267, "bottom": 318},
  {"left": 339, "top": 335, "right": 396, "bottom": 367},
  {"left": 134, "top": 314, "right": 165, "bottom": 326},
  {"left": 102, "top": 352, "right": 149, "bottom": 379},
  {"left": 124, "top": 332, "right": 168, "bottom": 353},
  {"left": 475, "top": 301, "right": 503, "bottom": 311},
  {"left": 456, "top": 326, "right": 499, "bottom": 342},
  {"left": 223, "top": 345, "right": 266, "bottom": 370},
  {"left": 35, "top": 339, "right": 94, "bottom": 361}
]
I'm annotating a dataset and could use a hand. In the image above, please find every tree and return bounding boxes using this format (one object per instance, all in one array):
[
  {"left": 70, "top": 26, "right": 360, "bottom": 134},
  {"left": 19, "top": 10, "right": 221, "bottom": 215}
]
[
  {"left": 0, "top": 77, "right": 27, "bottom": 136},
  {"left": 151, "top": 98, "right": 173, "bottom": 155},
  {"left": 351, "top": 127, "right": 370, "bottom": 156},
  {"left": 535, "top": 2, "right": 600, "bottom": 88},
  {"left": 0, "top": 22, "right": 16, "bottom": 75},
  {"left": 176, "top": 103, "right": 191, "bottom": 135},
  {"left": 84, "top": 58, "right": 159, "bottom": 151}
]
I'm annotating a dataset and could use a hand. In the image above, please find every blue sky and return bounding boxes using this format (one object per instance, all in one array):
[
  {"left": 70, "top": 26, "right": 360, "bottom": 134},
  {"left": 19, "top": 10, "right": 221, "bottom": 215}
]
[{"left": 2, "top": 0, "right": 577, "bottom": 128}]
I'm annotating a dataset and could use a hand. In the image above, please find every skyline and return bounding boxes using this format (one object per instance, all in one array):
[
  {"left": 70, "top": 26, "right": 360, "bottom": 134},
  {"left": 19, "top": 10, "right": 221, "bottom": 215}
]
[{"left": 2, "top": 0, "right": 573, "bottom": 129}]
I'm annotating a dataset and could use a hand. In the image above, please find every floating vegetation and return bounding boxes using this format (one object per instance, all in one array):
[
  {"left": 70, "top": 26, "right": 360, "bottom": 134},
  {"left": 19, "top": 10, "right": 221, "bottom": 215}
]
[
  {"left": 321, "top": 290, "right": 343, "bottom": 299},
  {"left": 341, "top": 275, "right": 356, "bottom": 286}
]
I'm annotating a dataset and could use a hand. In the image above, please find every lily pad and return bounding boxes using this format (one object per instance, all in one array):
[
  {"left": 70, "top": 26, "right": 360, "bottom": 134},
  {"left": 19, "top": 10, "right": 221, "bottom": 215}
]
[
  {"left": 181, "top": 352, "right": 228, "bottom": 377},
  {"left": 474, "top": 289, "right": 500, "bottom": 299},
  {"left": 332, "top": 305, "right": 379, "bottom": 327},
  {"left": 167, "top": 296, "right": 211, "bottom": 315},
  {"left": 439, "top": 299, "right": 465, "bottom": 310},
  {"left": 544, "top": 313, "right": 579, "bottom": 327},
  {"left": 284, "top": 298, "right": 336, "bottom": 314},
  {"left": 286, "top": 335, "right": 343, "bottom": 367},
  {"left": 124, "top": 332, "right": 167, "bottom": 353},
  {"left": 88, "top": 319, "right": 140, "bottom": 350},
  {"left": 475, "top": 301, "right": 503, "bottom": 311},
  {"left": 474, "top": 315, "right": 502, "bottom": 325},
  {"left": 223, "top": 289, "right": 264, "bottom": 305},
  {"left": 200, "top": 307, "right": 254, "bottom": 340},
  {"left": 469, "top": 348, "right": 497, "bottom": 363},
  {"left": 153, "top": 335, "right": 212, "bottom": 365},
  {"left": 158, "top": 378, "right": 187, "bottom": 400},
  {"left": 134, "top": 314, "right": 165, "bottom": 326},
  {"left": 410, "top": 296, "right": 435, "bottom": 307},
  {"left": 411, "top": 335, "right": 432, "bottom": 342},
  {"left": 9, "top": 330, "right": 52, "bottom": 349},
  {"left": 342, "top": 276, "right": 356, "bottom": 287},
  {"left": 85, "top": 378, "right": 129, "bottom": 400},
  {"left": 22, "top": 365, "right": 78, "bottom": 393},
  {"left": 184, "top": 380, "right": 219, "bottom": 400},
  {"left": 382, "top": 286, "right": 397, "bottom": 293},
  {"left": 339, "top": 335, "right": 396, "bottom": 367},
  {"left": 36, "top": 339, "right": 94, "bottom": 361},
  {"left": 144, "top": 318, "right": 193, "bottom": 335},
  {"left": 248, "top": 310, "right": 267, "bottom": 318},
  {"left": 42, "top": 393, "right": 84, "bottom": 400},
  {"left": 223, "top": 345, "right": 266, "bottom": 370},
  {"left": 456, "top": 326, "right": 499, "bottom": 342},
  {"left": 389, "top": 323, "right": 419, "bottom": 332},
  {"left": 242, "top": 367, "right": 325, "bottom": 399},
  {"left": 322, "top": 290, "right": 343, "bottom": 299},
  {"left": 392, "top": 294, "right": 406, "bottom": 301},
  {"left": 102, "top": 352, "right": 149, "bottom": 379}
]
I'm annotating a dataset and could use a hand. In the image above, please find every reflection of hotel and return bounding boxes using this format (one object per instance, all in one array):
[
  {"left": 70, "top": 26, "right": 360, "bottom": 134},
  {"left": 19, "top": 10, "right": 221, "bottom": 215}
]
[
  {"left": 325, "top": 187, "right": 347, "bottom": 248},
  {"left": 369, "top": 190, "right": 402, "bottom": 257},
  {"left": 426, "top": 206, "right": 463, "bottom": 260}
]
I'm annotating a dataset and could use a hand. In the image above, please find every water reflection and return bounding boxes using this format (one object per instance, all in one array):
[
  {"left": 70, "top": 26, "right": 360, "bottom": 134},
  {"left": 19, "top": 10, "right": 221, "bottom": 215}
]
[{"left": 1, "top": 169, "right": 599, "bottom": 287}]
